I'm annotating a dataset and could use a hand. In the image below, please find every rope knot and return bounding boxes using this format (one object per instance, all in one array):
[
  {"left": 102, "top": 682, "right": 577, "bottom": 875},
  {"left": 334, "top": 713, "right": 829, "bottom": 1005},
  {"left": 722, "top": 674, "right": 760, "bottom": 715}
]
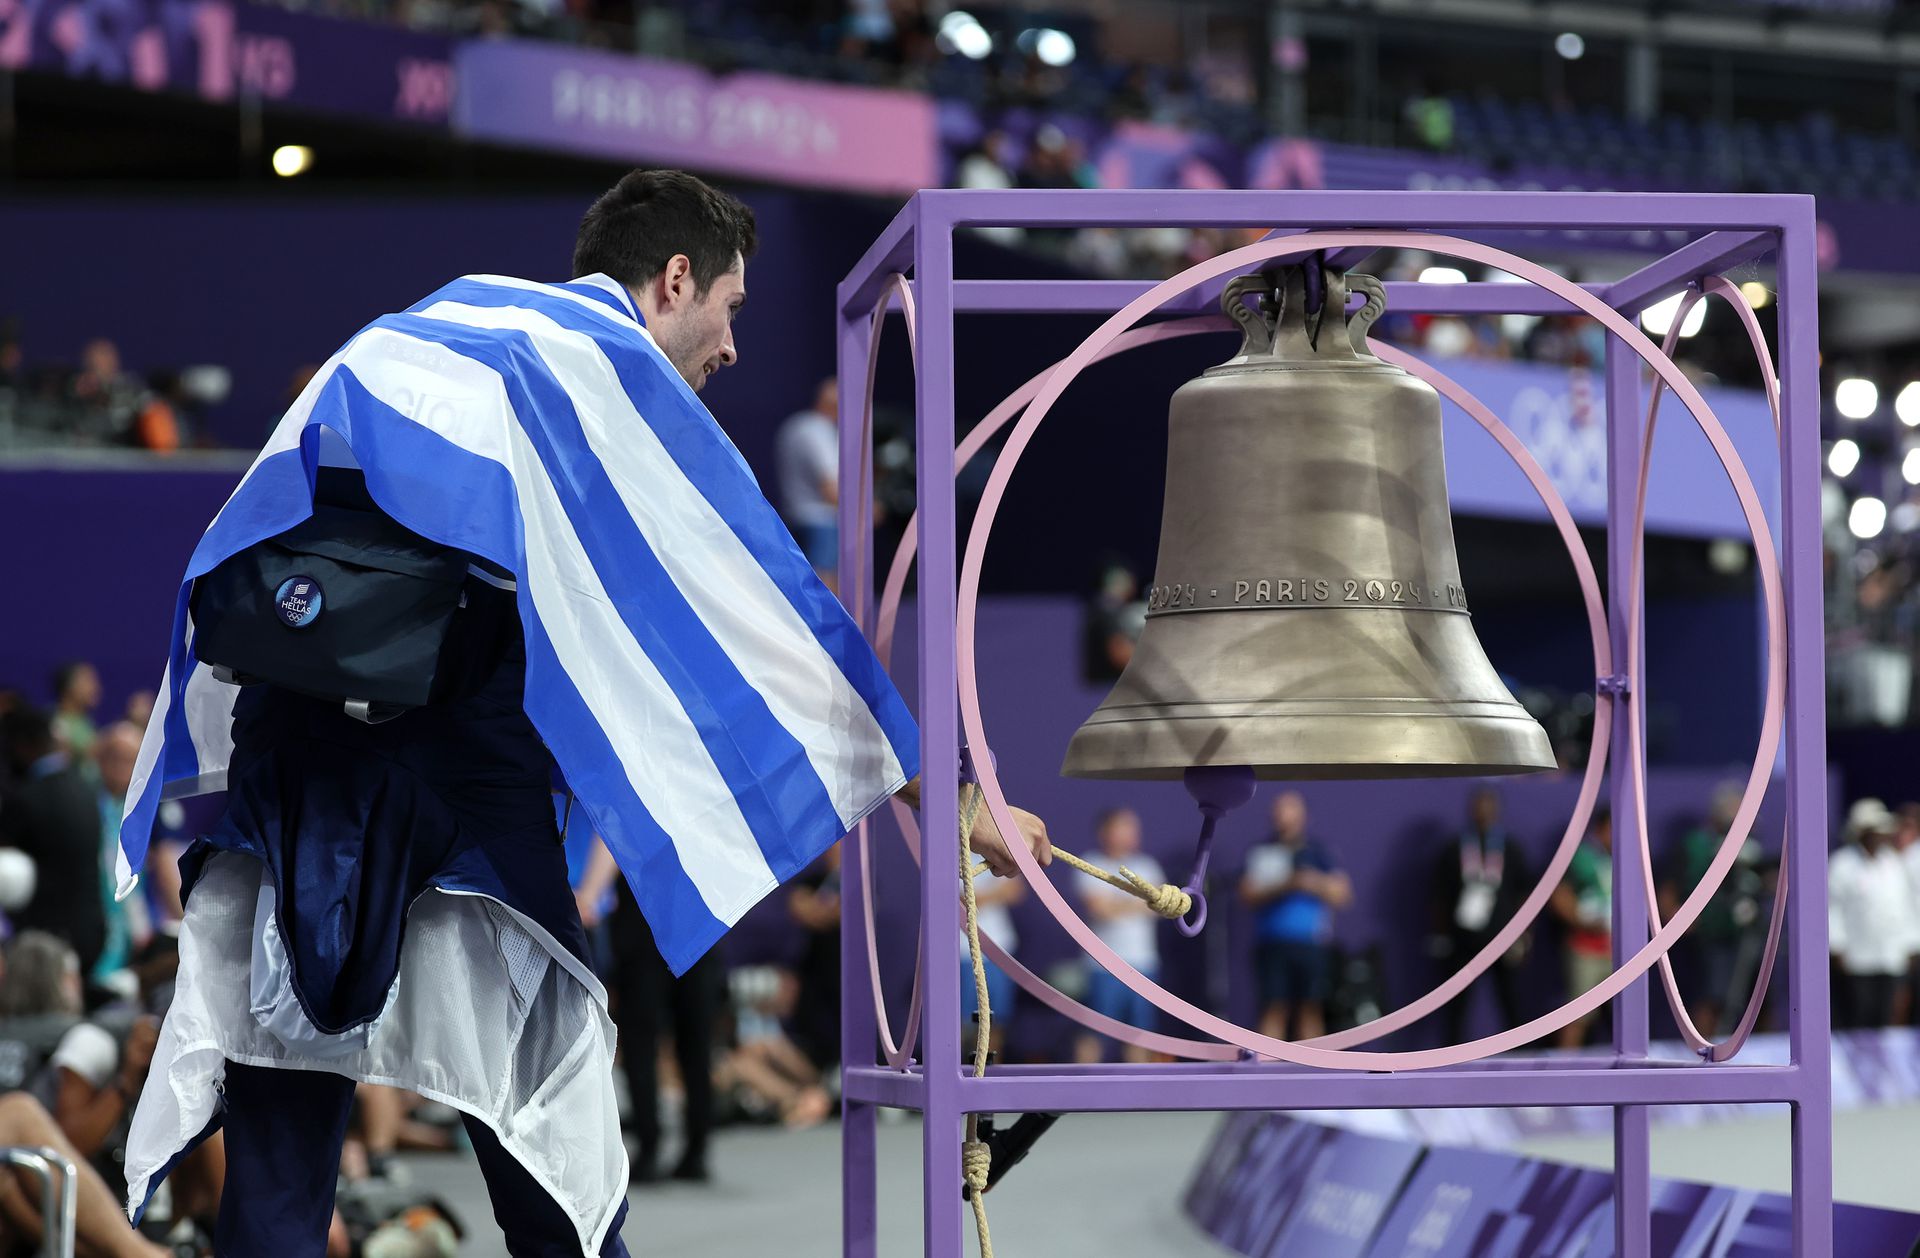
[
  {"left": 1123, "top": 867, "right": 1192, "bottom": 920},
  {"left": 962, "top": 1139, "right": 992, "bottom": 1195}
]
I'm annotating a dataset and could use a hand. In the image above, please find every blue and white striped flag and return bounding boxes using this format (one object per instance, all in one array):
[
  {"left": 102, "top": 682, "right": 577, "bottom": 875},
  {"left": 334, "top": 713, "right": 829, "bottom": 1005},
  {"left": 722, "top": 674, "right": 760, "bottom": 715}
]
[{"left": 117, "top": 272, "right": 919, "bottom": 973}]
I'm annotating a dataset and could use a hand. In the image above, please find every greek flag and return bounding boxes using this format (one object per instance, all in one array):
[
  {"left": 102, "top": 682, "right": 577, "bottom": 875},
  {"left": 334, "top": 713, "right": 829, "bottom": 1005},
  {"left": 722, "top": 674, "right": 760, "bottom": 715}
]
[{"left": 116, "top": 273, "right": 919, "bottom": 973}]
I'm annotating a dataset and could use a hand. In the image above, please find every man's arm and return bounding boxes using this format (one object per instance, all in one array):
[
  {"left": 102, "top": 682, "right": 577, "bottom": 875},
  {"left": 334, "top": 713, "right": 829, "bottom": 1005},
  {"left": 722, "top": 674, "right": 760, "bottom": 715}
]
[
  {"left": 893, "top": 775, "right": 1052, "bottom": 876},
  {"left": 573, "top": 835, "right": 620, "bottom": 928}
]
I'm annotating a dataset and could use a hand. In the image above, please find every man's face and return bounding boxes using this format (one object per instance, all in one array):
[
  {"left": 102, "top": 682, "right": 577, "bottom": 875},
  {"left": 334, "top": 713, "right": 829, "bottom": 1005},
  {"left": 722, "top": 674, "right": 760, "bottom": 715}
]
[
  {"left": 1099, "top": 811, "right": 1141, "bottom": 858},
  {"left": 650, "top": 254, "right": 745, "bottom": 393},
  {"left": 96, "top": 725, "right": 140, "bottom": 799},
  {"left": 1471, "top": 791, "right": 1499, "bottom": 831},
  {"left": 1273, "top": 792, "right": 1306, "bottom": 839}
]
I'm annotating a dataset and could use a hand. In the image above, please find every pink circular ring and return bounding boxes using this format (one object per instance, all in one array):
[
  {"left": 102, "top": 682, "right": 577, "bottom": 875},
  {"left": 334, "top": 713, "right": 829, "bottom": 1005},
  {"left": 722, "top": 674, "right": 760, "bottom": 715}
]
[
  {"left": 956, "top": 230, "right": 1786, "bottom": 1070},
  {"left": 871, "top": 314, "right": 1614, "bottom": 1060},
  {"left": 1628, "top": 275, "right": 1789, "bottom": 1061},
  {"left": 855, "top": 274, "right": 927, "bottom": 1069}
]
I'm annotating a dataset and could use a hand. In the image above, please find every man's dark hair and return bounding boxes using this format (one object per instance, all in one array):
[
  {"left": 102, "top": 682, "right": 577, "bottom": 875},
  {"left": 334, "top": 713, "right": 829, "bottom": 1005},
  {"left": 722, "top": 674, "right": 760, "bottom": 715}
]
[
  {"left": 572, "top": 169, "right": 757, "bottom": 295},
  {"left": 1094, "top": 806, "right": 1135, "bottom": 834}
]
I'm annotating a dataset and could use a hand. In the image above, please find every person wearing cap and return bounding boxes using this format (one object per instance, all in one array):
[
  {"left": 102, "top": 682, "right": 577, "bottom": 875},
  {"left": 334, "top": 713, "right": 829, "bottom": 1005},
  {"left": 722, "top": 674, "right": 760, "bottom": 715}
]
[{"left": 1828, "top": 797, "right": 1920, "bottom": 1029}]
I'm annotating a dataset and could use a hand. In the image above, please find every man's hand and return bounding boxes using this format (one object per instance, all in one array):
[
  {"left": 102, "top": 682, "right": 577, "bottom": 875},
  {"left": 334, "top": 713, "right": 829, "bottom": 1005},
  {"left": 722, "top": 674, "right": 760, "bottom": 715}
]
[
  {"left": 894, "top": 775, "right": 1053, "bottom": 876},
  {"left": 968, "top": 798, "right": 1052, "bottom": 877}
]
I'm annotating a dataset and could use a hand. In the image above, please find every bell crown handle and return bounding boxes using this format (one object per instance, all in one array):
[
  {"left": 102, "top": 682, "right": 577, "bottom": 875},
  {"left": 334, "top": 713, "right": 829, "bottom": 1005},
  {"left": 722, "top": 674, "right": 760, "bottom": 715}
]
[
  {"left": 1346, "top": 273, "right": 1387, "bottom": 357},
  {"left": 1221, "top": 271, "right": 1282, "bottom": 357}
]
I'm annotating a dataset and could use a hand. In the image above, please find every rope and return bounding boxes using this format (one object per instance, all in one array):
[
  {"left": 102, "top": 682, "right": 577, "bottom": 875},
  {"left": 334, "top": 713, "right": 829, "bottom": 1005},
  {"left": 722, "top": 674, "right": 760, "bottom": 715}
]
[
  {"left": 958, "top": 782, "right": 995, "bottom": 1258},
  {"left": 957, "top": 788, "right": 1191, "bottom": 1256},
  {"left": 970, "top": 847, "right": 1192, "bottom": 920}
]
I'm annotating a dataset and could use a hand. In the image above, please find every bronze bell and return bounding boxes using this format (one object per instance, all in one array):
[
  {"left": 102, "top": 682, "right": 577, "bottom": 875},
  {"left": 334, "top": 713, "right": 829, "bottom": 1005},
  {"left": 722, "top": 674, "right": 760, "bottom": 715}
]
[{"left": 1062, "top": 265, "right": 1556, "bottom": 781}]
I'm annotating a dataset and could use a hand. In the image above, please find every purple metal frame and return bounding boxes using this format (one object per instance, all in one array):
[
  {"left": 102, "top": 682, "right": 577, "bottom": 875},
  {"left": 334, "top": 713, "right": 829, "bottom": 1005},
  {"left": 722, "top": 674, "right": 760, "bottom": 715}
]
[{"left": 833, "top": 190, "right": 1829, "bottom": 1258}]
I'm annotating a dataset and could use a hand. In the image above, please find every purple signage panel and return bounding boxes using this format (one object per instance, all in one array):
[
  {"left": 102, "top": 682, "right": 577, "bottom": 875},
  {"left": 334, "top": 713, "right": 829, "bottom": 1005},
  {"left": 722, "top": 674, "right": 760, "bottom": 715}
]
[
  {"left": 1364, "top": 1146, "right": 1615, "bottom": 1258},
  {"left": 1189, "top": 1115, "right": 1920, "bottom": 1258},
  {"left": 0, "top": 0, "right": 451, "bottom": 125},
  {"left": 1184, "top": 1114, "right": 1423, "bottom": 1258},
  {"left": 452, "top": 40, "right": 939, "bottom": 195},
  {"left": 1433, "top": 356, "right": 1781, "bottom": 540},
  {"left": 230, "top": 5, "right": 453, "bottom": 127}
]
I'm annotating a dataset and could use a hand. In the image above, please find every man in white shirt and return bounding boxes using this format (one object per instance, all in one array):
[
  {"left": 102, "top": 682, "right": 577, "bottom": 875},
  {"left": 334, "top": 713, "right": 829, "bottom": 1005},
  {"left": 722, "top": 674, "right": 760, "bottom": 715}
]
[
  {"left": 1074, "top": 807, "right": 1164, "bottom": 1064},
  {"left": 774, "top": 377, "right": 841, "bottom": 590},
  {"left": 1829, "top": 797, "right": 1920, "bottom": 1028}
]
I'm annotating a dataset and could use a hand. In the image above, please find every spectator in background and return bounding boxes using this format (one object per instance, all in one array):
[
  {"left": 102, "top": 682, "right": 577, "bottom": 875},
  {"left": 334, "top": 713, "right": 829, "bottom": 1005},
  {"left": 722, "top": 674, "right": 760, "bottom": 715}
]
[
  {"left": 130, "top": 371, "right": 186, "bottom": 454},
  {"left": 0, "top": 1089, "right": 171, "bottom": 1258},
  {"left": 92, "top": 723, "right": 153, "bottom": 985},
  {"left": 954, "top": 131, "right": 1024, "bottom": 248},
  {"left": 1241, "top": 792, "right": 1351, "bottom": 1042},
  {"left": 1828, "top": 798, "right": 1919, "bottom": 1028},
  {"left": 1659, "top": 782, "right": 1764, "bottom": 1038},
  {"left": 962, "top": 852, "right": 1024, "bottom": 1058},
  {"left": 785, "top": 843, "right": 842, "bottom": 1085},
  {"left": 1081, "top": 555, "right": 1146, "bottom": 683},
  {"left": 1550, "top": 806, "right": 1612, "bottom": 1048},
  {"left": 122, "top": 692, "right": 155, "bottom": 732},
  {"left": 1073, "top": 807, "right": 1163, "bottom": 1063},
  {"left": 51, "top": 661, "right": 102, "bottom": 762},
  {"left": 0, "top": 706, "right": 107, "bottom": 976},
  {"left": 1900, "top": 802, "right": 1920, "bottom": 1025},
  {"left": 609, "top": 878, "right": 723, "bottom": 1184},
  {"left": 69, "top": 339, "right": 141, "bottom": 440},
  {"left": 775, "top": 377, "right": 842, "bottom": 592},
  {"left": 1431, "top": 787, "right": 1531, "bottom": 1044}
]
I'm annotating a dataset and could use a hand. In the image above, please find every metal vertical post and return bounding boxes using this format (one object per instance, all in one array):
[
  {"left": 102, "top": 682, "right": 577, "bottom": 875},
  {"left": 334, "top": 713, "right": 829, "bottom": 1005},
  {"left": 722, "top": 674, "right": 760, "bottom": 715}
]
[
  {"left": 837, "top": 305, "right": 881, "bottom": 1258},
  {"left": 1776, "top": 206, "right": 1834, "bottom": 1258},
  {"left": 913, "top": 203, "right": 967, "bottom": 1258},
  {"left": 1605, "top": 335, "right": 1653, "bottom": 1258}
]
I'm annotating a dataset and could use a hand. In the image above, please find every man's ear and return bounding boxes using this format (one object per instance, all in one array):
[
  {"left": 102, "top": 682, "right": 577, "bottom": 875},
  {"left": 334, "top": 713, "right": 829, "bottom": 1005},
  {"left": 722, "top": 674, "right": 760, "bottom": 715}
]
[{"left": 658, "top": 253, "right": 694, "bottom": 312}]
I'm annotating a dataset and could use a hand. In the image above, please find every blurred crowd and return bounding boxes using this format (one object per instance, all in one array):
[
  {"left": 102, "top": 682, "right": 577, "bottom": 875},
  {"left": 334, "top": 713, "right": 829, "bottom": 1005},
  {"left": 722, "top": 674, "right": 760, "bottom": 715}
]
[
  {"left": 3, "top": 632, "right": 1918, "bottom": 1257},
  {"left": 0, "top": 326, "right": 229, "bottom": 456}
]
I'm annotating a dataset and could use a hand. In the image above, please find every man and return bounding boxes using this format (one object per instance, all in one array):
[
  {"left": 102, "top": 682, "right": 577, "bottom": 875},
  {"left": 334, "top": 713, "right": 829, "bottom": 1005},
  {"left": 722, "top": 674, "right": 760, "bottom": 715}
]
[
  {"left": 0, "top": 706, "right": 107, "bottom": 977},
  {"left": 1549, "top": 806, "right": 1612, "bottom": 1049},
  {"left": 1828, "top": 798, "right": 1918, "bottom": 1029},
  {"left": 961, "top": 844, "right": 1026, "bottom": 1059},
  {"left": 50, "top": 661, "right": 103, "bottom": 762},
  {"left": 1430, "top": 787, "right": 1530, "bottom": 1044},
  {"left": 1241, "top": 792, "right": 1351, "bottom": 1042},
  {"left": 1074, "top": 807, "right": 1165, "bottom": 1063},
  {"left": 92, "top": 723, "right": 153, "bottom": 983},
  {"left": 774, "top": 378, "right": 841, "bottom": 589},
  {"left": 1659, "top": 782, "right": 1763, "bottom": 1038},
  {"left": 114, "top": 168, "right": 1051, "bottom": 1258}
]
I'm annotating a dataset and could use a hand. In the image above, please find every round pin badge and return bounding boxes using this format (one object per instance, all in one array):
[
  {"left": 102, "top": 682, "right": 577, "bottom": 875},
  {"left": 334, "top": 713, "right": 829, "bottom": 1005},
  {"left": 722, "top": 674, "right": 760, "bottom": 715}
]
[{"left": 275, "top": 575, "right": 324, "bottom": 628}]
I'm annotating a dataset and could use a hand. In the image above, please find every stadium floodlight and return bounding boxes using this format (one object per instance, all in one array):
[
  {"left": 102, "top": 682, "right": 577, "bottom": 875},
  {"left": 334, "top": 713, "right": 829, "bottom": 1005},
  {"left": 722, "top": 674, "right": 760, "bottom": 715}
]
[
  {"left": 939, "top": 11, "right": 993, "bottom": 60},
  {"left": 1835, "top": 377, "right": 1879, "bottom": 420},
  {"left": 271, "top": 146, "right": 314, "bottom": 178},
  {"left": 1828, "top": 438, "right": 1861, "bottom": 478},
  {"left": 1904, "top": 447, "right": 1920, "bottom": 486},
  {"left": 1418, "top": 266, "right": 1468, "bottom": 285},
  {"left": 1739, "top": 281, "right": 1771, "bottom": 309},
  {"left": 1554, "top": 32, "right": 1585, "bottom": 60},
  {"left": 1035, "top": 29, "right": 1076, "bottom": 67},
  {"left": 1896, "top": 382, "right": 1920, "bottom": 427},
  {"left": 1640, "top": 292, "right": 1705, "bottom": 338},
  {"left": 1849, "top": 495, "right": 1887, "bottom": 540}
]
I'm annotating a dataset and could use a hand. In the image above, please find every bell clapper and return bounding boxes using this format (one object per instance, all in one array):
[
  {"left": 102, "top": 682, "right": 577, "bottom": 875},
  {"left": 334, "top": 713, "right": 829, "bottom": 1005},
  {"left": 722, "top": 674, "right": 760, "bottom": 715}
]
[{"left": 1170, "top": 765, "right": 1258, "bottom": 937}]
